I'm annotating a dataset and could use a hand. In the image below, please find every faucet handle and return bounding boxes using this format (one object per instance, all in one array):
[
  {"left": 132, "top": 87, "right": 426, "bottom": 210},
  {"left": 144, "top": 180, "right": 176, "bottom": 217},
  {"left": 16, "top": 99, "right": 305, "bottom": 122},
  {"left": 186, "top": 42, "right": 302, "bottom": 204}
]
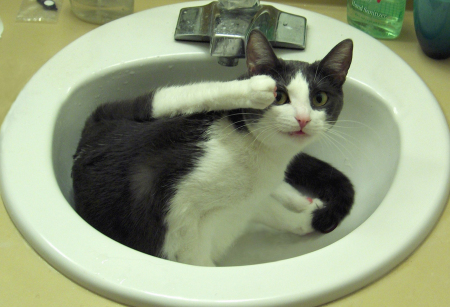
[{"left": 271, "top": 11, "right": 307, "bottom": 49}]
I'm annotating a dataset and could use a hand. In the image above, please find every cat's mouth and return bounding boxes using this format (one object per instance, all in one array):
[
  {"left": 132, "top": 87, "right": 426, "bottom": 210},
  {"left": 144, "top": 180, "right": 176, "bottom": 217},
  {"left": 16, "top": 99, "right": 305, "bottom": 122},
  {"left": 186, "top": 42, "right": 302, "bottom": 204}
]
[{"left": 289, "top": 130, "right": 307, "bottom": 136}]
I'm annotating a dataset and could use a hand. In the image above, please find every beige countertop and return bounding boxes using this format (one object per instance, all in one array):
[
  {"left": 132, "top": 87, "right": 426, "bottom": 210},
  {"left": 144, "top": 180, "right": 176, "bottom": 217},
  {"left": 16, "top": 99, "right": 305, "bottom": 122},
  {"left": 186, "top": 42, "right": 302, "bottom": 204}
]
[{"left": 1, "top": 0, "right": 449, "bottom": 306}]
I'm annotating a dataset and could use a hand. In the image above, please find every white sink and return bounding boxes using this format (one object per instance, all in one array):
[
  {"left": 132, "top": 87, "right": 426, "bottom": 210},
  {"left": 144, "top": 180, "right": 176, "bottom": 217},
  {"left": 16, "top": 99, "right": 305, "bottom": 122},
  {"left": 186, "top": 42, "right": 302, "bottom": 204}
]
[{"left": 1, "top": 2, "right": 449, "bottom": 306}]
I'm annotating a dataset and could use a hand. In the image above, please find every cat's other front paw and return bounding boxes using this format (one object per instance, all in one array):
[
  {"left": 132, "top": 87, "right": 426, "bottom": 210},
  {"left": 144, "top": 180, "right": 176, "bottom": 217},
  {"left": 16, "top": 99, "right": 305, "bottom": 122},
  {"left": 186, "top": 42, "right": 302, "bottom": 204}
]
[
  {"left": 247, "top": 75, "right": 277, "bottom": 109},
  {"left": 312, "top": 207, "right": 341, "bottom": 234},
  {"left": 288, "top": 200, "right": 325, "bottom": 236},
  {"left": 293, "top": 196, "right": 324, "bottom": 212}
]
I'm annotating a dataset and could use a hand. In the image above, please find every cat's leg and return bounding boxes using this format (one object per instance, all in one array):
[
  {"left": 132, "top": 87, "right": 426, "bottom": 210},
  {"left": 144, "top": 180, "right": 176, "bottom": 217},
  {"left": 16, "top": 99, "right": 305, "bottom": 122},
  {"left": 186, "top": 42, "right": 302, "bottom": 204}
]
[
  {"left": 151, "top": 75, "right": 277, "bottom": 118},
  {"left": 171, "top": 240, "right": 216, "bottom": 267},
  {"left": 285, "top": 153, "right": 355, "bottom": 233},
  {"left": 163, "top": 207, "right": 248, "bottom": 266},
  {"left": 254, "top": 195, "right": 324, "bottom": 235},
  {"left": 258, "top": 152, "right": 355, "bottom": 235},
  {"left": 162, "top": 215, "right": 217, "bottom": 267}
]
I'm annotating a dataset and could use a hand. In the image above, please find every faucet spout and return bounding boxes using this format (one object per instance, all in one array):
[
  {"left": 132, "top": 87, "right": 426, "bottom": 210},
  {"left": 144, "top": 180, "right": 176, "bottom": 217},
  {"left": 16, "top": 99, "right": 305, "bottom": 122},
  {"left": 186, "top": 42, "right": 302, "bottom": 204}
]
[{"left": 174, "top": 1, "right": 307, "bottom": 67}]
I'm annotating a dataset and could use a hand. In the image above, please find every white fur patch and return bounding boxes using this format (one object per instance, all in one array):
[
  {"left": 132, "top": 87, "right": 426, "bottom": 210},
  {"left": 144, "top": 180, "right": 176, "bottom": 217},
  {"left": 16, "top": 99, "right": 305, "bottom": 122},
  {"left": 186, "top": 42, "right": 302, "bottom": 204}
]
[
  {"left": 162, "top": 119, "right": 290, "bottom": 265},
  {"left": 152, "top": 76, "right": 276, "bottom": 118}
]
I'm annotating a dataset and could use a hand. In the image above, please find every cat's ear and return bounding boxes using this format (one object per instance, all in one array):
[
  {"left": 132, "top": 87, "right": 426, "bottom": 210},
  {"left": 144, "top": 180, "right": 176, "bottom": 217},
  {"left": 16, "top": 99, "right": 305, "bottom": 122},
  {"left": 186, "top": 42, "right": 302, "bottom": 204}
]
[
  {"left": 319, "top": 39, "right": 353, "bottom": 86},
  {"left": 246, "top": 29, "right": 279, "bottom": 76}
]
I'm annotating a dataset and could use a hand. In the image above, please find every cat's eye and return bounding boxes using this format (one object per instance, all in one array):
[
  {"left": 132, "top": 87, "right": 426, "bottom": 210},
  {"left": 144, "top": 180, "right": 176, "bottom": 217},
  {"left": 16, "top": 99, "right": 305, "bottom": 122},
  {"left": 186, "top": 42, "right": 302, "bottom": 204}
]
[
  {"left": 312, "top": 92, "right": 328, "bottom": 107},
  {"left": 275, "top": 90, "right": 289, "bottom": 105}
]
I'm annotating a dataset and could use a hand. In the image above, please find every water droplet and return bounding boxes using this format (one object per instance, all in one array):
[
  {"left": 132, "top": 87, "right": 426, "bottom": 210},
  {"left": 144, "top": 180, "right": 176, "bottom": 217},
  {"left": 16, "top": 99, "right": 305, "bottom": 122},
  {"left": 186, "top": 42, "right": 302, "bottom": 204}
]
[{"left": 344, "top": 158, "right": 354, "bottom": 169}]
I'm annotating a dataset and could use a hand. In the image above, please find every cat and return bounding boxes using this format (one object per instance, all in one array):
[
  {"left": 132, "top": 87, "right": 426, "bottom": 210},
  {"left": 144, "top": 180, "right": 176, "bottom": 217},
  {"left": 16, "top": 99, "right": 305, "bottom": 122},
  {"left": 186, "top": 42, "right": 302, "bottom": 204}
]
[{"left": 72, "top": 29, "right": 355, "bottom": 267}]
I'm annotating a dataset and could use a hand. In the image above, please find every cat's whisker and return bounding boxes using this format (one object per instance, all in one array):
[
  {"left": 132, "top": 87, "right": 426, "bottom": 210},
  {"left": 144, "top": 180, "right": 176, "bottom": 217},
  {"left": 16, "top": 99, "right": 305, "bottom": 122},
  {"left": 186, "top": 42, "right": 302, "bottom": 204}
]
[
  {"left": 268, "top": 67, "right": 284, "bottom": 82},
  {"left": 244, "top": 121, "right": 286, "bottom": 150},
  {"left": 221, "top": 118, "right": 252, "bottom": 132},
  {"left": 321, "top": 127, "right": 377, "bottom": 167},
  {"left": 313, "top": 63, "right": 321, "bottom": 84},
  {"left": 258, "top": 127, "right": 279, "bottom": 144},
  {"left": 314, "top": 131, "right": 338, "bottom": 157},
  {"left": 332, "top": 119, "right": 382, "bottom": 142},
  {"left": 315, "top": 73, "right": 341, "bottom": 87},
  {"left": 329, "top": 121, "right": 384, "bottom": 166},
  {"left": 322, "top": 125, "right": 353, "bottom": 147},
  {"left": 319, "top": 132, "right": 356, "bottom": 161},
  {"left": 328, "top": 119, "right": 383, "bottom": 147},
  {"left": 219, "top": 112, "right": 263, "bottom": 136},
  {"left": 222, "top": 111, "right": 262, "bottom": 117},
  {"left": 326, "top": 127, "right": 363, "bottom": 146},
  {"left": 323, "top": 132, "right": 359, "bottom": 160},
  {"left": 249, "top": 125, "right": 276, "bottom": 147},
  {"left": 221, "top": 119, "right": 268, "bottom": 143}
]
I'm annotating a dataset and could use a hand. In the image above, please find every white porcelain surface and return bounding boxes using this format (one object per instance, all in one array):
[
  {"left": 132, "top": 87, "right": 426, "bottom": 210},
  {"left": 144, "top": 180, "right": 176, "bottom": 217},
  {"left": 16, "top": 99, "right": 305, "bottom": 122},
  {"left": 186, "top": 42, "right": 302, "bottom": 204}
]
[
  {"left": 0, "top": 17, "right": 3, "bottom": 38},
  {"left": 1, "top": 2, "right": 449, "bottom": 306}
]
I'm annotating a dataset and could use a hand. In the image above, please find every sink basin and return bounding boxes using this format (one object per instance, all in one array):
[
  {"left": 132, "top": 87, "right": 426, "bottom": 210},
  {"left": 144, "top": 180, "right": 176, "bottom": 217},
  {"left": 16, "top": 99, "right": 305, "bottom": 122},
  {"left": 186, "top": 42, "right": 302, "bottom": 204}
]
[{"left": 1, "top": 1, "right": 449, "bottom": 306}]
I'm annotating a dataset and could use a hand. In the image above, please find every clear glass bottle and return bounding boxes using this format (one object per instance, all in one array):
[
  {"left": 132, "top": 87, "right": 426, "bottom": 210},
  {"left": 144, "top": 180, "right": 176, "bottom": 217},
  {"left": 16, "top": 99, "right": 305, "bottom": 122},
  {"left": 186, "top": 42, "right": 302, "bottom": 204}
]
[
  {"left": 70, "top": 0, "right": 134, "bottom": 25},
  {"left": 347, "top": 0, "right": 407, "bottom": 39}
]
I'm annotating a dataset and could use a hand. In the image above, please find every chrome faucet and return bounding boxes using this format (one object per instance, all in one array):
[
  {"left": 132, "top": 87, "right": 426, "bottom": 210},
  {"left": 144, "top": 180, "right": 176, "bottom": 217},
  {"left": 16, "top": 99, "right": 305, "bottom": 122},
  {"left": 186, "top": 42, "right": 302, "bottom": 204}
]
[{"left": 174, "top": 0, "right": 307, "bottom": 66}]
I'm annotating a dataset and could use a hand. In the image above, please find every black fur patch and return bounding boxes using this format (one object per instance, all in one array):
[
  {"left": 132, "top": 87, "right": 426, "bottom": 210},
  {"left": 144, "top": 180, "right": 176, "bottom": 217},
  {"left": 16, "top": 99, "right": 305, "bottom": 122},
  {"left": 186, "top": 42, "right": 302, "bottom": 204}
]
[{"left": 73, "top": 99, "right": 220, "bottom": 256}]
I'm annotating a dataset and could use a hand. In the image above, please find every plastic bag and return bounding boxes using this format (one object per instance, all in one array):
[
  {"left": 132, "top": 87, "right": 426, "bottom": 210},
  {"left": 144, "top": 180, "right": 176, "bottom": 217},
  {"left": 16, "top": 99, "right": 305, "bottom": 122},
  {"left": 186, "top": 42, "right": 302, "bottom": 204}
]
[{"left": 16, "top": 0, "right": 63, "bottom": 23}]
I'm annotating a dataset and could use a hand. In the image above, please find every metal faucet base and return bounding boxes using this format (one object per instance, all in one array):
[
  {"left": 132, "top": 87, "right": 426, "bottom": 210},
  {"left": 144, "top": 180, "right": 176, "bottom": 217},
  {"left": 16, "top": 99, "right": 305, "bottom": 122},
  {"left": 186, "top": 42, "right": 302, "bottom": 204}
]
[{"left": 174, "top": 1, "right": 307, "bottom": 66}]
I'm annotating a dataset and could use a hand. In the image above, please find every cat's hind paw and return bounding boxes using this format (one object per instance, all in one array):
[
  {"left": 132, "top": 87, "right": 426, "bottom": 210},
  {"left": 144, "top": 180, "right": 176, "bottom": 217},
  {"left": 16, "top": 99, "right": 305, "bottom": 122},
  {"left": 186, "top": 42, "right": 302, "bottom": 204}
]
[{"left": 247, "top": 75, "right": 277, "bottom": 109}]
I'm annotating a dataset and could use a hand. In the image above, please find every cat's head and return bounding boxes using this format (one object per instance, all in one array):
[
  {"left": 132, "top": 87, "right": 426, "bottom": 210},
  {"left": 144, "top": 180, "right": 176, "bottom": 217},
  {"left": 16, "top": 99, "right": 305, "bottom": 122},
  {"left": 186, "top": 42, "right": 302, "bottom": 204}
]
[{"left": 242, "top": 29, "right": 353, "bottom": 151}]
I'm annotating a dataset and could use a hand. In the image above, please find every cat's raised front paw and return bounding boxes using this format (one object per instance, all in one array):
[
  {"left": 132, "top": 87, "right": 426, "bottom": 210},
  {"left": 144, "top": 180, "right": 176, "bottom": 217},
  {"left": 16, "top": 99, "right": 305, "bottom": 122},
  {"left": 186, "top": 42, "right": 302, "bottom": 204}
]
[{"left": 247, "top": 75, "right": 276, "bottom": 109}]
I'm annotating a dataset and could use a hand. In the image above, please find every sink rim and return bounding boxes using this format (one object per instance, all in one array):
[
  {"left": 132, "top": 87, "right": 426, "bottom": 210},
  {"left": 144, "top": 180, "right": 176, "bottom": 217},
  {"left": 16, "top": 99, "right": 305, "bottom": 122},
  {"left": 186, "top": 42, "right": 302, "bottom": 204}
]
[{"left": 1, "top": 2, "right": 450, "bottom": 306}]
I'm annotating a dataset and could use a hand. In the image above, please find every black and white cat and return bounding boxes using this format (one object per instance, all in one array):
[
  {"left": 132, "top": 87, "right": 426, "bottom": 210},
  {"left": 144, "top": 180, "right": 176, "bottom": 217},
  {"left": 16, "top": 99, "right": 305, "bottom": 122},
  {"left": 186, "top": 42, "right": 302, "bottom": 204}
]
[{"left": 72, "top": 30, "right": 355, "bottom": 266}]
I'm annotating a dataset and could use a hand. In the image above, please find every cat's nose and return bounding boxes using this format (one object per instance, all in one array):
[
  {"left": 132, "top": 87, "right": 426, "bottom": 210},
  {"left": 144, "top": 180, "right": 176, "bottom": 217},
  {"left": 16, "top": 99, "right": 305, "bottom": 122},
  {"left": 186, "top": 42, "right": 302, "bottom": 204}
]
[{"left": 296, "top": 117, "right": 311, "bottom": 129}]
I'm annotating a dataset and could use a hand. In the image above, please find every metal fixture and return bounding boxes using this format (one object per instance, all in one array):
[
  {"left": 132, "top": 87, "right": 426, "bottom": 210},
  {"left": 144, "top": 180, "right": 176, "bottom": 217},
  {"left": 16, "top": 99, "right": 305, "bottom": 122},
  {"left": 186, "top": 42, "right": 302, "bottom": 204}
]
[{"left": 174, "top": 0, "right": 307, "bottom": 66}]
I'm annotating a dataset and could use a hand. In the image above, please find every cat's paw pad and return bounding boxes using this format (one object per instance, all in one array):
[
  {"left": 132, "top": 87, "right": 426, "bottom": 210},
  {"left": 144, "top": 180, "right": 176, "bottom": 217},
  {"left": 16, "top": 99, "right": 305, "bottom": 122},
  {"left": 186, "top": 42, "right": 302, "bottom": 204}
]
[
  {"left": 294, "top": 196, "right": 324, "bottom": 212},
  {"left": 247, "top": 75, "right": 276, "bottom": 109},
  {"left": 310, "top": 198, "right": 324, "bottom": 210}
]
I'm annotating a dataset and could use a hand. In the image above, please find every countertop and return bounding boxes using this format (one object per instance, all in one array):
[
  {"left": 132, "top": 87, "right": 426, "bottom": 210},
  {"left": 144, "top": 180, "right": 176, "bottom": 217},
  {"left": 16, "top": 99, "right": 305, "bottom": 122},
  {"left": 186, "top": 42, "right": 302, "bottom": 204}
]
[{"left": 0, "top": 0, "right": 449, "bottom": 306}]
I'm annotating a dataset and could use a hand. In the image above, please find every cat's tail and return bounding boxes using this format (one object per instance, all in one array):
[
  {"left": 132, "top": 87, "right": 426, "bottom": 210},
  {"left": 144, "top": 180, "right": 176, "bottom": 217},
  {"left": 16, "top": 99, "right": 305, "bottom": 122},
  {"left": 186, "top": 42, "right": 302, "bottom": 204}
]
[{"left": 285, "top": 153, "right": 355, "bottom": 233}]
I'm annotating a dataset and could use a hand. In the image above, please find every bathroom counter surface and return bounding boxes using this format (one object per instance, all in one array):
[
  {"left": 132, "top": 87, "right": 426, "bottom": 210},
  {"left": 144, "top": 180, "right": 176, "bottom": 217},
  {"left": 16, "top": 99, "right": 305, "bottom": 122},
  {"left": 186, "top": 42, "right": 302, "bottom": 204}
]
[{"left": 0, "top": 1, "right": 449, "bottom": 306}]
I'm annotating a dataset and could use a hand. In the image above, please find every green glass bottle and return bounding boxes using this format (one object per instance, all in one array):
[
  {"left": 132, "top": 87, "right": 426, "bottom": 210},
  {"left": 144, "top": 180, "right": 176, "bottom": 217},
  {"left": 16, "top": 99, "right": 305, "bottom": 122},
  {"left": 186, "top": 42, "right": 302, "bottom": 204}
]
[{"left": 347, "top": 0, "right": 407, "bottom": 39}]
